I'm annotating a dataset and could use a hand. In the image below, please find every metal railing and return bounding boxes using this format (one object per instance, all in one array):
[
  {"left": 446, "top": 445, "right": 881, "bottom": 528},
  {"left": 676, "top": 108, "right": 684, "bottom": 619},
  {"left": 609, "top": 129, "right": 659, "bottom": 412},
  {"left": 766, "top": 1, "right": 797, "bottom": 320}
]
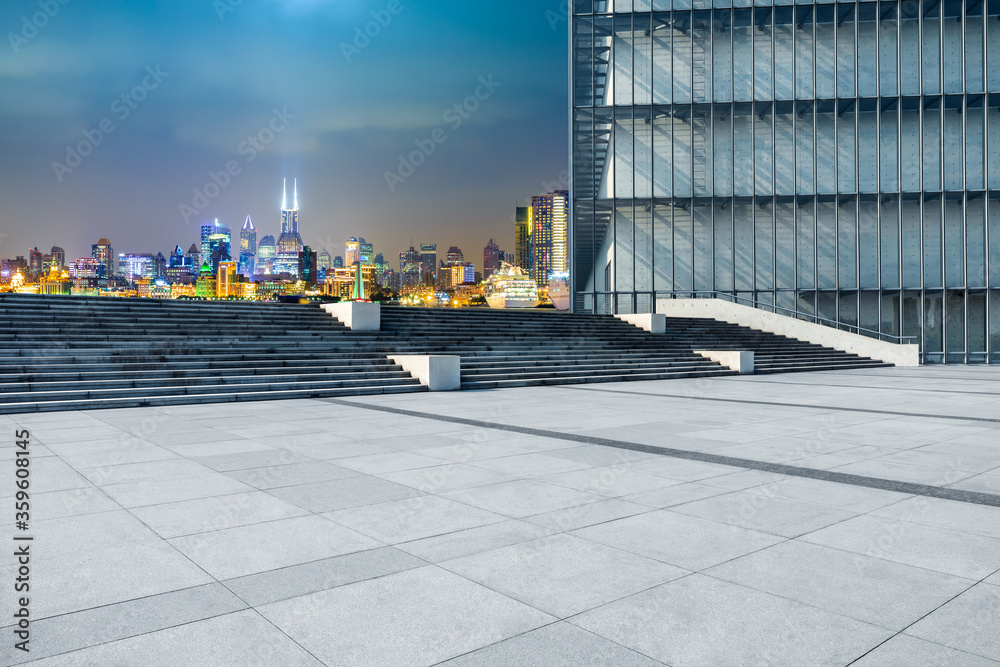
[{"left": 663, "top": 291, "right": 920, "bottom": 345}]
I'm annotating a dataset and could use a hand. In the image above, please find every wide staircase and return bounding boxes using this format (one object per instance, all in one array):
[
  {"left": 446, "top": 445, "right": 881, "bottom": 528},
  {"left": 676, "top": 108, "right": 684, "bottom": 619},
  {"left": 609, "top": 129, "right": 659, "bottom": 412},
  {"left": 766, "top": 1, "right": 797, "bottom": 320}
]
[
  {"left": 0, "top": 295, "right": 427, "bottom": 413},
  {"left": 378, "top": 307, "right": 891, "bottom": 390},
  {"left": 0, "top": 295, "right": 892, "bottom": 413}
]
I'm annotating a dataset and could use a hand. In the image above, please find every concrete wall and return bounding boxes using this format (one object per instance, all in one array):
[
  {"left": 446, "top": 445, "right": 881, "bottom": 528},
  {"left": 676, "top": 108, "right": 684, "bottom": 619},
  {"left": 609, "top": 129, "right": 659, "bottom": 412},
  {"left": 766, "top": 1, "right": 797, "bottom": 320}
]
[
  {"left": 615, "top": 313, "right": 666, "bottom": 334},
  {"left": 657, "top": 298, "right": 920, "bottom": 367}
]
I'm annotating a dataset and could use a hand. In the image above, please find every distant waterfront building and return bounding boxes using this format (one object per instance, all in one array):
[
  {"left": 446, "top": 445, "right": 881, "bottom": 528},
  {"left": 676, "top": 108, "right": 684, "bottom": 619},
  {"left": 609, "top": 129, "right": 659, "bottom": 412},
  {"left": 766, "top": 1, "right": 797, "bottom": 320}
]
[
  {"left": 299, "top": 246, "right": 319, "bottom": 284},
  {"left": 345, "top": 238, "right": 360, "bottom": 266},
  {"left": 239, "top": 215, "right": 256, "bottom": 276},
  {"left": 256, "top": 235, "right": 276, "bottom": 275},
  {"left": 184, "top": 244, "right": 200, "bottom": 273},
  {"left": 445, "top": 246, "right": 464, "bottom": 266},
  {"left": 515, "top": 207, "right": 531, "bottom": 273},
  {"left": 318, "top": 249, "right": 332, "bottom": 272},
  {"left": 529, "top": 190, "right": 568, "bottom": 286},
  {"left": 483, "top": 239, "right": 501, "bottom": 280},
  {"left": 275, "top": 179, "right": 304, "bottom": 276},
  {"left": 359, "top": 241, "right": 374, "bottom": 266},
  {"left": 91, "top": 238, "right": 114, "bottom": 280},
  {"left": 117, "top": 253, "right": 156, "bottom": 282},
  {"left": 419, "top": 243, "right": 437, "bottom": 284},
  {"left": 400, "top": 246, "right": 421, "bottom": 287},
  {"left": 49, "top": 246, "right": 65, "bottom": 270}
]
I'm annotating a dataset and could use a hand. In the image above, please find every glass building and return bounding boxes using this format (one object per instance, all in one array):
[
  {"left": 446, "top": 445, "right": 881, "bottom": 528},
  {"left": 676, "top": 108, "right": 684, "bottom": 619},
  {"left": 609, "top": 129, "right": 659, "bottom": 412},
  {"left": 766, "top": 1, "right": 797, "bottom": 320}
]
[{"left": 571, "top": 0, "right": 1000, "bottom": 363}]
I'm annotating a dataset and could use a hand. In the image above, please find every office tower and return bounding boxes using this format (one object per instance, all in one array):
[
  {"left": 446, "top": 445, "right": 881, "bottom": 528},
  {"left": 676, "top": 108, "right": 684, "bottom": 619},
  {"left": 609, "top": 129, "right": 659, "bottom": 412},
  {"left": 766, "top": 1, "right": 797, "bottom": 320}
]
[
  {"left": 28, "top": 248, "right": 43, "bottom": 278},
  {"left": 345, "top": 238, "right": 360, "bottom": 266},
  {"left": 483, "top": 239, "right": 501, "bottom": 280},
  {"left": 333, "top": 255, "right": 344, "bottom": 269},
  {"left": 400, "top": 246, "right": 421, "bottom": 286},
  {"left": 299, "top": 246, "right": 318, "bottom": 284},
  {"left": 276, "top": 179, "right": 304, "bottom": 276},
  {"left": 239, "top": 215, "right": 257, "bottom": 276},
  {"left": 91, "top": 238, "right": 113, "bottom": 280},
  {"left": 216, "top": 261, "right": 236, "bottom": 298},
  {"left": 169, "top": 245, "right": 185, "bottom": 268},
  {"left": 49, "top": 246, "right": 65, "bottom": 269},
  {"left": 318, "top": 249, "right": 332, "bottom": 272},
  {"left": 200, "top": 225, "right": 212, "bottom": 266},
  {"left": 359, "top": 241, "right": 374, "bottom": 265},
  {"left": 529, "top": 191, "right": 568, "bottom": 286},
  {"left": 515, "top": 206, "right": 531, "bottom": 272},
  {"left": 571, "top": 2, "right": 1000, "bottom": 363},
  {"left": 153, "top": 252, "right": 167, "bottom": 279},
  {"left": 117, "top": 254, "right": 156, "bottom": 282},
  {"left": 419, "top": 243, "right": 437, "bottom": 283},
  {"left": 256, "top": 235, "right": 276, "bottom": 275},
  {"left": 185, "top": 244, "right": 200, "bottom": 270},
  {"left": 445, "top": 246, "right": 464, "bottom": 266}
]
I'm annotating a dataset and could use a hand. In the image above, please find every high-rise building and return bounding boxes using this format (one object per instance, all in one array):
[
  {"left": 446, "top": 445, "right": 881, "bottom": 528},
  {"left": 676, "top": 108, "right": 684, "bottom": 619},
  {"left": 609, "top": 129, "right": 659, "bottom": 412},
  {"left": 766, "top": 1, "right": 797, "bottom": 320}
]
[
  {"left": 359, "top": 242, "right": 374, "bottom": 265},
  {"left": 528, "top": 191, "right": 568, "bottom": 286},
  {"left": 445, "top": 246, "right": 464, "bottom": 266},
  {"left": 275, "top": 179, "right": 304, "bottom": 276},
  {"left": 333, "top": 255, "right": 344, "bottom": 269},
  {"left": 318, "top": 250, "right": 332, "bottom": 272},
  {"left": 239, "top": 215, "right": 257, "bottom": 276},
  {"left": 216, "top": 261, "right": 236, "bottom": 298},
  {"left": 345, "top": 238, "right": 360, "bottom": 266},
  {"left": 571, "top": 1, "right": 1000, "bottom": 363},
  {"left": 91, "top": 238, "right": 113, "bottom": 280},
  {"left": 515, "top": 206, "right": 531, "bottom": 272},
  {"left": 256, "top": 235, "right": 276, "bottom": 275},
  {"left": 184, "top": 244, "right": 201, "bottom": 274},
  {"left": 299, "top": 246, "right": 319, "bottom": 284},
  {"left": 117, "top": 253, "right": 156, "bottom": 282},
  {"left": 419, "top": 244, "right": 437, "bottom": 283},
  {"left": 400, "top": 246, "right": 421, "bottom": 287},
  {"left": 49, "top": 246, "right": 65, "bottom": 270},
  {"left": 483, "top": 239, "right": 501, "bottom": 280}
]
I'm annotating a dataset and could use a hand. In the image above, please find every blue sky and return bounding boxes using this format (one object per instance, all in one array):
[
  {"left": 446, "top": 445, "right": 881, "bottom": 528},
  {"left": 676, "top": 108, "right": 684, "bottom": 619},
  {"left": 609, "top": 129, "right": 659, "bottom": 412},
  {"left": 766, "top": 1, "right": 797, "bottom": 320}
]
[{"left": 0, "top": 0, "right": 569, "bottom": 268}]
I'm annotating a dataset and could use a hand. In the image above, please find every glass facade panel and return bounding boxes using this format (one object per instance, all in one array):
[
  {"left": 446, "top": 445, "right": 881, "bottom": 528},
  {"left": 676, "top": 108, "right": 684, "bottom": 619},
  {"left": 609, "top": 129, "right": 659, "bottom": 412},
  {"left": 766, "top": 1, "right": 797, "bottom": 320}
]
[{"left": 572, "top": 0, "right": 1000, "bottom": 362}]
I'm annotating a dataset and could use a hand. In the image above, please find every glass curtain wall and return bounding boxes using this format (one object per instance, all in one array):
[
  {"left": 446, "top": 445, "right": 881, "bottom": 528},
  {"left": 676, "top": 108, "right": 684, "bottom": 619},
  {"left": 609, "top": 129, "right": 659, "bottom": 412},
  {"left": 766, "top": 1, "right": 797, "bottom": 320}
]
[{"left": 572, "top": 0, "right": 1000, "bottom": 363}]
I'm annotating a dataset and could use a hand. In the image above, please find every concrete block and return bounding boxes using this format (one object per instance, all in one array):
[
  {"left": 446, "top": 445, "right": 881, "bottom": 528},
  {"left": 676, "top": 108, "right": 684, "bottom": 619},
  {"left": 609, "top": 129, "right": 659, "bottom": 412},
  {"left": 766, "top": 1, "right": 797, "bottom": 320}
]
[
  {"left": 615, "top": 313, "right": 666, "bottom": 334},
  {"left": 388, "top": 355, "right": 461, "bottom": 391},
  {"left": 322, "top": 302, "right": 380, "bottom": 331},
  {"left": 695, "top": 350, "right": 755, "bottom": 374}
]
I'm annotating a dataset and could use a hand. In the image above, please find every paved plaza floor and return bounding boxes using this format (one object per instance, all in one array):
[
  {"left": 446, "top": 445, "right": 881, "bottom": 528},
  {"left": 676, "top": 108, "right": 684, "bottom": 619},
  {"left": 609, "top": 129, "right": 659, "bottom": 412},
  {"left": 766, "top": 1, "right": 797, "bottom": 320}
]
[{"left": 3, "top": 365, "right": 1000, "bottom": 665}]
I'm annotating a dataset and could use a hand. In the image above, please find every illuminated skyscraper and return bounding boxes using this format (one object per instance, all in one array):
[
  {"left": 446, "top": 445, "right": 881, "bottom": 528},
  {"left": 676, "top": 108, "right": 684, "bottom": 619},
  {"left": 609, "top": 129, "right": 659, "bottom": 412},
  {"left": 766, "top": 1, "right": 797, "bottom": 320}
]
[
  {"left": 529, "top": 191, "right": 568, "bottom": 286},
  {"left": 515, "top": 207, "right": 531, "bottom": 272},
  {"left": 275, "top": 179, "right": 304, "bottom": 276},
  {"left": 400, "top": 246, "right": 421, "bottom": 286},
  {"left": 359, "top": 241, "right": 374, "bottom": 265},
  {"left": 239, "top": 215, "right": 256, "bottom": 276},
  {"left": 345, "top": 238, "right": 360, "bottom": 266},
  {"left": 419, "top": 243, "right": 437, "bottom": 283},
  {"left": 256, "top": 235, "right": 276, "bottom": 275},
  {"left": 483, "top": 239, "right": 501, "bottom": 280},
  {"left": 318, "top": 249, "right": 332, "bottom": 271},
  {"left": 91, "top": 238, "right": 113, "bottom": 280}
]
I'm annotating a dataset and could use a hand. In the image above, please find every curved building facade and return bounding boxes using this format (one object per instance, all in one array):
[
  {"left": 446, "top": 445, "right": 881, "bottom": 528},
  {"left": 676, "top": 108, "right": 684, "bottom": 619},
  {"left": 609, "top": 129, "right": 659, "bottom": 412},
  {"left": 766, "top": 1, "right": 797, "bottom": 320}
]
[{"left": 571, "top": 0, "right": 1000, "bottom": 363}]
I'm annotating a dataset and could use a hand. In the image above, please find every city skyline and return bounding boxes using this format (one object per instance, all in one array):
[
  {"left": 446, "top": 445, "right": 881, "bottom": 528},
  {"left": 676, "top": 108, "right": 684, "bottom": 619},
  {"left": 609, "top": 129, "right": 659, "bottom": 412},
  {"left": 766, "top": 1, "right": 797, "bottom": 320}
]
[{"left": 0, "top": 1, "right": 569, "bottom": 267}]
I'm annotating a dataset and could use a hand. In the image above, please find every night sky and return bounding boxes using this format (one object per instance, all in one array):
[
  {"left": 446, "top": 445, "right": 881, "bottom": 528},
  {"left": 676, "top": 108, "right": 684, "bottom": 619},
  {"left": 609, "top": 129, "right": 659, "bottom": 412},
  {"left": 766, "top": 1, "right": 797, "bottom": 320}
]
[{"left": 0, "top": 0, "right": 569, "bottom": 269}]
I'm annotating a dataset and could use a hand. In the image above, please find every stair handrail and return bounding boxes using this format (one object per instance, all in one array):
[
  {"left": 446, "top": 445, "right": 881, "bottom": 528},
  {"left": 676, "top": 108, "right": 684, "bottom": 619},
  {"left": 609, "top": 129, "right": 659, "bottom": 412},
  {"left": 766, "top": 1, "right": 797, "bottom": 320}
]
[{"left": 664, "top": 291, "right": 919, "bottom": 344}]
